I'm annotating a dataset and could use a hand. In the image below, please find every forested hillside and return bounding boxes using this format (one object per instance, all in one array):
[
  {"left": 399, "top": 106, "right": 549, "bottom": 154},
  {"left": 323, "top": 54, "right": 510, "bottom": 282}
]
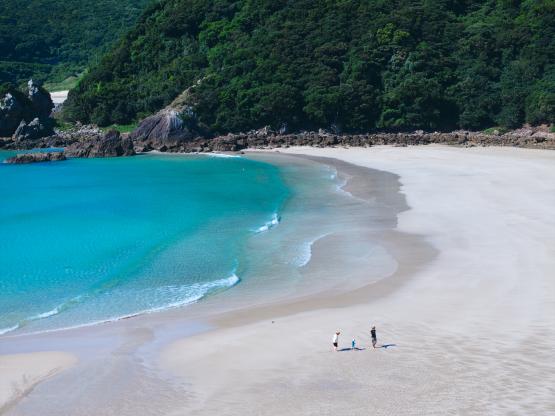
[
  {"left": 0, "top": 0, "right": 151, "bottom": 87},
  {"left": 65, "top": 0, "right": 554, "bottom": 133}
]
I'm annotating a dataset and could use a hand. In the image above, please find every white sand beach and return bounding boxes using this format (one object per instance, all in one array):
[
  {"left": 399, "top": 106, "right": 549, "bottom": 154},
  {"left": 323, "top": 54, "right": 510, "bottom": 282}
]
[
  {"left": 0, "top": 352, "right": 76, "bottom": 413},
  {"left": 49, "top": 90, "right": 69, "bottom": 105},
  {"left": 161, "top": 146, "right": 555, "bottom": 415},
  {"left": 1, "top": 145, "right": 554, "bottom": 415}
]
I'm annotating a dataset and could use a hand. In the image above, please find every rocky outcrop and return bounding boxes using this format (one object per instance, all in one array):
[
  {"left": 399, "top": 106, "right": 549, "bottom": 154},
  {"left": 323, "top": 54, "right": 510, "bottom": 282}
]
[
  {"left": 4, "top": 152, "right": 66, "bottom": 164},
  {"left": 130, "top": 109, "right": 198, "bottom": 151},
  {"left": 65, "top": 129, "right": 135, "bottom": 158},
  {"left": 27, "top": 80, "right": 54, "bottom": 119},
  {"left": 148, "top": 126, "right": 555, "bottom": 153},
  {"left": 13, "top": 118, "right": 52, "bottom": 142},
  {"left": 0, "top": 80, "right": 54, "bottom": 139},
  {"left": 0, "top": 93, "right": 25, "bottom": 137}
]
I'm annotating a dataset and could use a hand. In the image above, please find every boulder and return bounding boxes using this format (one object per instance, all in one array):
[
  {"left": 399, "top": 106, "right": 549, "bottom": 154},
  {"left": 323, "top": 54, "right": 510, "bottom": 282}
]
[
  {"left": 0, "top": 93, "right": 24, "bottom": 137},
  {"left": 4, "top": 152, "right": 66, "bottom": 164},
  {"left": 65, "top": 129, "right": 135, "bottom": 158},
  {"left": 130, "top": 109, "right": 196, "bottom": 150},
  {"left": 13, "top": 118, "right": 52, "bottom": 141},
  {"left": 27, "top": 79, "right": 54, "bottom": 119}
]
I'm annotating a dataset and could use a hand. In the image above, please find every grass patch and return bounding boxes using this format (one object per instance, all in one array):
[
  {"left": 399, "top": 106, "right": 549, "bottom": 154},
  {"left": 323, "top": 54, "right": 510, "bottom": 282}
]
[
  {"left": 101, "top": 123, "right": 139, "bottom": 133},
  {"left": 483, "top": 126, "right": 509, "bottom": 135},
  {"left": 54, "top": 120, "right": 76, "bottom": 132},
  {"left": 44, "top": 74, "right": 82, "bottom": 92}
]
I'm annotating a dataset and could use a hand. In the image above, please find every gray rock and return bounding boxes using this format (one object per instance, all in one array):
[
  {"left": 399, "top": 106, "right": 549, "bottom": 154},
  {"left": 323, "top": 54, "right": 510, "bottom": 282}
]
[
  {"left": 13, "top": 118, "right": 52, "bottom": 141},
  {"left": 27, "top": 79, "right": 54, "bottom": 119},
  {"left": 130, "top": 109, "right": 195, "bottom": 150},
  {"left": 4, "top": 152, "right": 66, "bottom": 164},
  {"left": 0, "top": 93, "right": 24, "bottom": 137},
  {"left": 65, "top": 129, "right": 135, "bottom": 158}
]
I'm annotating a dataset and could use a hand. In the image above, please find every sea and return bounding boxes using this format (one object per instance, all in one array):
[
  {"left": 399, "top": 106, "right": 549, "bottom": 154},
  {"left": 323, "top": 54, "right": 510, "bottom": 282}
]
[{"left": 0, "top": 150, "right": 379, "bottom": 336}]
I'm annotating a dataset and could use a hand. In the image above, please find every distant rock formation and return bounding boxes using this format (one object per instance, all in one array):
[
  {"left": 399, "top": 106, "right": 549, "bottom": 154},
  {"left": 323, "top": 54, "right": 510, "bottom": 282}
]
[
  {"left": 13, "top": 118, "right": 52, "bottom": 142},
  {"left": 130, "top": 82, "right": 206, "bottom": 151},
  {"left": 27, "top": 80, "right": 54, "bottom": 119},
  {"left": 4, "top": 152, "right": 66, "bottom": 164},
  {"left": 65, "top": 129, "right": 135, "bottom": 158},
  {"left": 0, "top": 93, "right": 25, "bottom": 137},
  {"left": 130, "top": 109, "right": 198, "bottom": 151},
  {"left": 0, "top": 80, "right": 54, "bottom": 139}
]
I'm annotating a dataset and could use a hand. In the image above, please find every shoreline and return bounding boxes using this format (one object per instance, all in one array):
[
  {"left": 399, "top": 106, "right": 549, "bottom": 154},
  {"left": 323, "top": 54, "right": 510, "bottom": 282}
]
[
  {"left": 0, "top": 152, "right": 398, "bottom": 340},
  {"left": 0, "top": 151, "right": 413, "bottom": 414},
  {"left": 1, "top": 145, "right": 554, "bottom": 415}
]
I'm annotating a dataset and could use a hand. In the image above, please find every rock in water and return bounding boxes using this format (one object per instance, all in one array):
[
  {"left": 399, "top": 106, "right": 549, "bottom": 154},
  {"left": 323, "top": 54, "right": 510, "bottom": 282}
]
[
  {"left": 0, "top": 93, "right": 24, "bottom": 137},
  {"left": 65, "top": 129, "right": 135, "bottom": 158},
  {"left": 130, "top": 109, "right": 195, "bottom": 150},
  {"left": 27, "top": 80, "right": 54, "bottom": 119},
  {"left": 4, "top": 152, "right": 66, "bottom": 164},
  {"left": 13, "top": 118, "right": 50, "bottom": 141}
]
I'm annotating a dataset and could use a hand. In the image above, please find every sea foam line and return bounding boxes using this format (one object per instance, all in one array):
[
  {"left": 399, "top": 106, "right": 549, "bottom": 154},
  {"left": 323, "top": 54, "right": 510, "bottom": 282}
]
[
  {"left": 254, "top": 212, "right": 280, "bottom": 233},
  {"left": 0, "top": 272, "right": 241, "bottom": 338},
  {"left": 291, "top": 233, "right": 332, "bottom": 268},
  {"left": 204, "top": 153, "right": 241, "bottom": 158}
]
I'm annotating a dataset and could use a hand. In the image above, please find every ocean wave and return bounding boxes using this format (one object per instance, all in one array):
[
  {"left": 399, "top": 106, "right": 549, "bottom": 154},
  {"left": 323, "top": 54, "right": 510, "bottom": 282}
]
[
  {"left": 0, "top": 324, "right": 20, "bottom": 336},
  {"left": 254, "top": 213, "right": 280, "bottom": 233},
  {"left": 0, "top": 272, "right": 240, "bottom": 338},
  {"left": 30, "top": 306, "right": 62, "bottom": 320},
  {"left": 204, "top": 153, "right": 242, "bottom": 158},
  {"left": 143, "top": 272, "right": 240, "bottom": 314},
  {"left": 290, "top": 233, "right": 331, "bottom": 268}
]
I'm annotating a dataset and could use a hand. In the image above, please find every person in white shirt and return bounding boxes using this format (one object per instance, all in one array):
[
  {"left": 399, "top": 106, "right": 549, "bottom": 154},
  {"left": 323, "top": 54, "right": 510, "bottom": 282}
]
[{"left": 333, "top": 331, "right": 340, "bottom": 351}]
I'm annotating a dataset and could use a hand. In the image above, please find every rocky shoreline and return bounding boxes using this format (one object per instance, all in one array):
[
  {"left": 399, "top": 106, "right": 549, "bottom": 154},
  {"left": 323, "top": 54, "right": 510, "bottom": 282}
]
[
  {"left": 171, "top": 127, "right": 555, "bottom": 153},
  {"left": 2, "top": 124, "right": 554, "bottom": 162},
  {"left": 2, "top": 81, "right": 554, "bottom": 160}
]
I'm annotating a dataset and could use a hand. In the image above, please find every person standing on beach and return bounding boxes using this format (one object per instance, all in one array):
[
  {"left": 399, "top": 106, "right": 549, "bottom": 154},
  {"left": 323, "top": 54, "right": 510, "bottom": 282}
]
[
  {"left": 371, "top": 326, "right": 377, "bottom": 348},
  {"left": 333, "top": 331, "right": 340, "bottom": 351},
  {"left": 351, "top": 338, "right": 356, "bottom": 350}
]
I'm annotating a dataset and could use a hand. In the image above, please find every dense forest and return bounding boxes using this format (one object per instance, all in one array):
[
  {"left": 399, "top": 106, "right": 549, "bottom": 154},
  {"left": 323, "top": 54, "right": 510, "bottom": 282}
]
[
  {"left": 64, "top": 0, "right": 554, "bottom": 133},
  {"left": 0, "top": 0, "right": 151, "bottom": 87}
]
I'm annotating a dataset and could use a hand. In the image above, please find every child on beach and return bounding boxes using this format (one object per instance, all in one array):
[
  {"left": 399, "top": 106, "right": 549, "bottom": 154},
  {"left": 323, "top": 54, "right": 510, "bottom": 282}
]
[
  {"left": 351, "top": 338, "right": 356, "bottom": 350},
  {"left": 333, "top": 331, "right": 340, "bottom": 351}
]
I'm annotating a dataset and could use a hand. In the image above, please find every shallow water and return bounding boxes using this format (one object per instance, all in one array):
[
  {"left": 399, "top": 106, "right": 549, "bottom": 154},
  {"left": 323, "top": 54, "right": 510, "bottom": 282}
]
[
  {"left": 0, "top": 152, "right": 293, "bottom": 334},
  {"left": 0, "top": 151, "right": 395, "bottom": 336}
]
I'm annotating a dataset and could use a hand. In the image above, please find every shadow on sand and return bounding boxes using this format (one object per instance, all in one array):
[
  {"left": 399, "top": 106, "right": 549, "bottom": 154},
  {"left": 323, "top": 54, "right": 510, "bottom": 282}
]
[
  {"left": 378, "top": 344, "right": 397, "bottom": 349},
  {"left": 339, "top": 347, "right": 366, "bottom": 352}
]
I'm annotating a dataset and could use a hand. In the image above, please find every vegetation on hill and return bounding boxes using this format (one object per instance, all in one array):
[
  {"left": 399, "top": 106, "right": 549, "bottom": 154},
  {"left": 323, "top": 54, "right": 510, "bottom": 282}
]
[
  {"left": 65, "top": 0, "right": 555, "bottom": 133},
  {"left": 0, "top": 0, "right": 151, "bottom": 88}
]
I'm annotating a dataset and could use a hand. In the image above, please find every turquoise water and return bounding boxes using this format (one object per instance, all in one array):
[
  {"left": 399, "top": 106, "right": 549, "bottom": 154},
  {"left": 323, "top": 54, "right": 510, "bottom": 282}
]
[{"left": 0, "top": 152, "right": 290, "bottom": 335}]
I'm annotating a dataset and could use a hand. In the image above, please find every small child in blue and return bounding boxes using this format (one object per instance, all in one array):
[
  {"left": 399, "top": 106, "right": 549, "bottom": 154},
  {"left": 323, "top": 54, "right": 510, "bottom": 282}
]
[{"left": 351, "top": 338, "right": 356, "bottom": 350}]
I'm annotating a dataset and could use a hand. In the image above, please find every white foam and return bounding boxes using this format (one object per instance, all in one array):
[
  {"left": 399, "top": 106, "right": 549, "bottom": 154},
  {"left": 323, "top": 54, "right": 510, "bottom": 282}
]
[
  {"left": 0, "top": 324, "right": 20, "bottom": 336},
  {"left": 291, "top": 233, "right": 331, "bottom": 268},
  {"left": 254, "top": 213, "right": 280, "bottom": 233},
  {"left": 1, "top": 273, "right": 241, "bottom": 338},
  {"left": 205, "top": 153, "right": 242, "bottom": 158},
  {"left": 30, "top": 306, "right": 62, "bottom": 320}
]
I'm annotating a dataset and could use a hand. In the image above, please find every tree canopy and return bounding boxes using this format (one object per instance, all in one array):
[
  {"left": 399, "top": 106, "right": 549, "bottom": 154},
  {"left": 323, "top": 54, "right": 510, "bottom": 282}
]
[
  {"left": 0, "top": 0, "right": 152, "bottom": 87},
  {"left": 64, "top": 0, "right": 555, "bottom": 133}
]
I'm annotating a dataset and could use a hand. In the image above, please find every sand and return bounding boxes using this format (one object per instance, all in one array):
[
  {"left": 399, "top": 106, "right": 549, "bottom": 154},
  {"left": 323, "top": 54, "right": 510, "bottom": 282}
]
[
  {"left": 1, "top": 145, "right": 554, "bottom": 415},
  {"left": 49, "top": 90, "right": 68, "bottom": 105},
  {"left": 0, "top": 352, "right": 76, "bottom": 414},
  {"left": 161, "top": 146, "right": 555, "bottom": 415}
]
